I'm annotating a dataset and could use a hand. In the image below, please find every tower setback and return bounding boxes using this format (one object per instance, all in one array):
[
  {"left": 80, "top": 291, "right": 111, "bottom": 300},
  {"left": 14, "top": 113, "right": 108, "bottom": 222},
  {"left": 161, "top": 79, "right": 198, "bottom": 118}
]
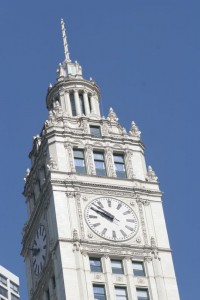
[{"left": 21, "top": 20, "right": 180, "bottom": 300}]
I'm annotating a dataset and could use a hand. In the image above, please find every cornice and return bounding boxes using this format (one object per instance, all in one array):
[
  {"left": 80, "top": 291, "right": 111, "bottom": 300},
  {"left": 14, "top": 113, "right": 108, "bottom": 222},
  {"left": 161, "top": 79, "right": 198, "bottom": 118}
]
[
  {"left": 45, "top": 126, "right": 145, "bottom": 151},
  {"left": 49, "top": 176, "right": 162, "bottom": 197},
  {"left": 51, "top": 237, "right": 172, "bottom": 255}
]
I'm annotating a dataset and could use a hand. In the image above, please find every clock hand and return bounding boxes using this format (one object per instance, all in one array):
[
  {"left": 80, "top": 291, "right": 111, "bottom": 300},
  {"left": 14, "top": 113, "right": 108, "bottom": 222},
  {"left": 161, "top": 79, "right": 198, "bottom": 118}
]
[
  {"left": 93, "top": 204, "right": 120, "bottom": 222},
  {"left": 91, "top": 207, "right": 114, "bottom": 221},
  {"left": 28, "top": 248, "right": 40, "bottom": 256},
  {"left": 93, "top": 204, "right": 115, "bottom": 219}
]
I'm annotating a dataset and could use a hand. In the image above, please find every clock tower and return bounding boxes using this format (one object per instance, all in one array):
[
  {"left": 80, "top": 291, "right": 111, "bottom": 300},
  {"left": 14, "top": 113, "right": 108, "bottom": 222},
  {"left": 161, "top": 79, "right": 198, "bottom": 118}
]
[{"left": 21, "top": 20, "right": 180, "bottom": 300}]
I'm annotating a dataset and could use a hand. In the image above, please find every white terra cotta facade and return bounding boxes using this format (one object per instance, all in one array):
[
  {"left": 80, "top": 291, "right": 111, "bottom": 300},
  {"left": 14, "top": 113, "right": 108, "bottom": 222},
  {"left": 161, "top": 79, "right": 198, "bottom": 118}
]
[{"left": 21, "top": 20, "right": 180, "bottom": 300}]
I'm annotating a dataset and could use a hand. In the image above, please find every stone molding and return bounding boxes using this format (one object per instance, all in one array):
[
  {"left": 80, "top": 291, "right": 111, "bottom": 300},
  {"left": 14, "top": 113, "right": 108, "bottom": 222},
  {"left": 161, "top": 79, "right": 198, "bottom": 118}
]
[
  {"left": 64, "top": 143, "right": 76, "bottom": 172},
  {"left": 85, "top": 144, "right": 96, "bottom": 175},
  {"left": 136, "top": 196, "right": 149, "bottom": 246},
  {"left": 125, "top": 149, "right": 135, "bottom": 179}
]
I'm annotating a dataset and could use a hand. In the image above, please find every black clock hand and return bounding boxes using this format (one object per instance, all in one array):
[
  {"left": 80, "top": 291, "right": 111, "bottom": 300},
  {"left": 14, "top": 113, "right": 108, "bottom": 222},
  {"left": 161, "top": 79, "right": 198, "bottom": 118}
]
[
  {"left": 93, "top": 204, "right": 120, "bottom": 222},
  {"left": 29, "top": 248, "right": 40, "bottom": 256},
  {"left": 91, "top": 207, "right": 114, "bottom": 221}
]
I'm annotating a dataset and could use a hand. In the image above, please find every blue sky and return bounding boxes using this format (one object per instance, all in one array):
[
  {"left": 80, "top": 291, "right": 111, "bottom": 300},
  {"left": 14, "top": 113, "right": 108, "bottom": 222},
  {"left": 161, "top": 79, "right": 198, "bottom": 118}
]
[{"left": 0, "top": 0, "right": 199, "bottom": 299}]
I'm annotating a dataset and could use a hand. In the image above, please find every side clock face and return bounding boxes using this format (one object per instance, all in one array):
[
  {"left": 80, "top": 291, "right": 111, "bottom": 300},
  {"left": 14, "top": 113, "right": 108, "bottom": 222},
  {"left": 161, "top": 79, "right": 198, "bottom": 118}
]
[
  {"left": 85, "top": 197, "right": 138, "bottom": 241},
  {"left": 32, "top": 225, "right": 47, "bottom": 276}
]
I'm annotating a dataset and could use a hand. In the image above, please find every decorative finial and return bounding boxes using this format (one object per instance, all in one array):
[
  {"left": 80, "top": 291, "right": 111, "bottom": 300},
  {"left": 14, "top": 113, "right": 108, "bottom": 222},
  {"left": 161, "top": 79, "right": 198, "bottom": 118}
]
[
  {"left": 107, "top": 107, "right": 118, "bottom": 122},
  {"left": 146, "top": 166, "right": 158, "bottom": 182},
  {"left": 61, "top": 19, "right": 71, "bottom": 62},
  {"left": 129, "top": 121, "right": 141, "bottom": 138}
]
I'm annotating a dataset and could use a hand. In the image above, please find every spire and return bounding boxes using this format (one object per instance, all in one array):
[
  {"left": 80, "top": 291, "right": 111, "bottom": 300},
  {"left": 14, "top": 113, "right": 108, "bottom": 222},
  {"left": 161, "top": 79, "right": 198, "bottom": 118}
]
[
  {"left": 61, "top": 19, "right": 71, "bottom": 62},
  {"left": 56, "top": 19, "right": 83, "bottom": 80}
]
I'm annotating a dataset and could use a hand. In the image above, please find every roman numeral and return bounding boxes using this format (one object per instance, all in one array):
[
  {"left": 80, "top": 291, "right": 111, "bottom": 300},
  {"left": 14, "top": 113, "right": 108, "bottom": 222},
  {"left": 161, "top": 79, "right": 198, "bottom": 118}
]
[
  {"left": 123, "top": 210, "right": 131, "bottom": 215},
  {"left": 120, "top": 229, "right": 127, "bottom": 238},
  {"left": 117, "top": 203, "right": 122, "bottom": 210},
  {"left": 93, "top": 223, "right": 101, "bottom": 227},
  {"left": 97, "top": 201, "right": 103, "bottom": 208},
  {"left": 125, "top": 225, "right": 134, "bottom": 231},
  {"left": 36, "top": 265, "right": 39, "bottom": 275},
  {"left": 107, "top": 199, "right": 111, "bottom": 207},
  {"left": 101, "top": 228, "right": 107, "bottom": 235},
  {"left": 89, "top": 215, "right": 97, "bottom": 218},
  {"left": 112, "top": 230, "right": 116, "bottom": 239}
]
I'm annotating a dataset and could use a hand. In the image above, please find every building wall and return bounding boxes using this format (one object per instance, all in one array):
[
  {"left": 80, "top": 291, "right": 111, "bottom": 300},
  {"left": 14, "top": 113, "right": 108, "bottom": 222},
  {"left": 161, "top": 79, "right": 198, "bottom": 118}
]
[{"left": 0, "top": 265, "right": 20, "bottom": 300}]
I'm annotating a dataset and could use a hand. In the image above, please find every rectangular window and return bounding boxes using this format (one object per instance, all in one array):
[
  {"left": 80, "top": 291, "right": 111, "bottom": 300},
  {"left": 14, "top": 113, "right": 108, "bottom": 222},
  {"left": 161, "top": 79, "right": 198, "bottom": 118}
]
[
  {"left": 11, "top": 294, "right": 19, "bottom": 300},
  {"left": 70, "top": 93, "right": 77, "bottom": 116},
  {"left": 113, "top": 154, "right": 126, "bottom": 178},
  {"left": 73, "top": 149, "right": 86, "bottom": 174},
  {"left": 90, "top": 126, "right": 101, "bottom": 138},
  {"left": 93, "top": 152, "right": 106, "bottom": 176},
  {"left": 79, "top": 93, "right": 86, "bottom": 115},
  {"left": 0, "top": 286, "right": 8, "bottom": 298},
  {"left": 89, "top": 257, "right": 102, "bottom": 273},
  {"left": 0, "top": 274, "right": 7, "bottom": 286},
  {"left": 93, "top": 285, "right": 106, "bottom": 300},
  {"left": 133, "top": 262, "right": 145, "bottom": 276},
  {"left": 111, "top": 260, "right": 124, "bottom": 274},
  {"left": 136, "top": 289, "right": 150, "bottom": 300},
  {"left": 10, "top": 282, "right": 19, "bottom": 294},
  {"left": 115, "top": 287, "right": 128, "bottom": 300}
]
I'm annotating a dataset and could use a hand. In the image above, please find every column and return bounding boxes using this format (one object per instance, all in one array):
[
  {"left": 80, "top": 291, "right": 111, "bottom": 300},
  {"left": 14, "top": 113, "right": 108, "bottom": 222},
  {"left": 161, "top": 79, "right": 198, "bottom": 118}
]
[
  {"left": 152, "top": 256, "right": 168, "bottom": 300},
  {"left": 125, "top": 150, "right": 135, "bottom": 179},
  {"left": 65, "top": 91, "right": 72, "bottom": 116},
  {"left": 83, "top": 90, "right": 90, "bottom": 116},
  {"left": 83, "top": 254, "right": 94, "bottom": 300},
  {"left": 59, "top": 91, "right": 65, "bottom": 112},
  {"left": 96, "top": 97, "right": 101, "bottom": 116},
  {"left": 144, "top": 257, "right": 159, "bottom": 300},
  {"left": 65, "top": 143, "right": 76, "bottom": 172},
  {"left": 90, "top": 93, "right": 96, "bottom": 114},
  {"left": 102, "top": 256, "right": 115, "bottom": 300},
  {"left": 105, "top": 148, "right": 116, "bottom": 177},
  {"left": 73, "top": 250, "right": 89, "bottom": 299},
  {"left": 74, "top": 89, "right": 81, "bottom": 116},
  {"left": 85, "top": 145, "right": 96, "bottom": 175},
  {"left": 123, "top": 257, "right": 137, "bottom": 299}
]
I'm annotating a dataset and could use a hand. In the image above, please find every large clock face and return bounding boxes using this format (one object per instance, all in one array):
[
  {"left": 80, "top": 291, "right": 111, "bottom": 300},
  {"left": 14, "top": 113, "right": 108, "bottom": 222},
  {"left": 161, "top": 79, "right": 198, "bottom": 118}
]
[
  {"left": 85, "top": 197, "right": 138, "bottom": 241},
  {"left": 32, "top": 225, "right": 47, "bottom": 276}
]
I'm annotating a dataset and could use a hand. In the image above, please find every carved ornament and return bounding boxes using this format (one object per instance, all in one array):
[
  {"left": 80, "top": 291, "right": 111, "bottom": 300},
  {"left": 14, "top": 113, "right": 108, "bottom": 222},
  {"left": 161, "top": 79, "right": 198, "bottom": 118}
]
[{"left": 146, "top": 166, "right": 158, "bottom": 182}]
